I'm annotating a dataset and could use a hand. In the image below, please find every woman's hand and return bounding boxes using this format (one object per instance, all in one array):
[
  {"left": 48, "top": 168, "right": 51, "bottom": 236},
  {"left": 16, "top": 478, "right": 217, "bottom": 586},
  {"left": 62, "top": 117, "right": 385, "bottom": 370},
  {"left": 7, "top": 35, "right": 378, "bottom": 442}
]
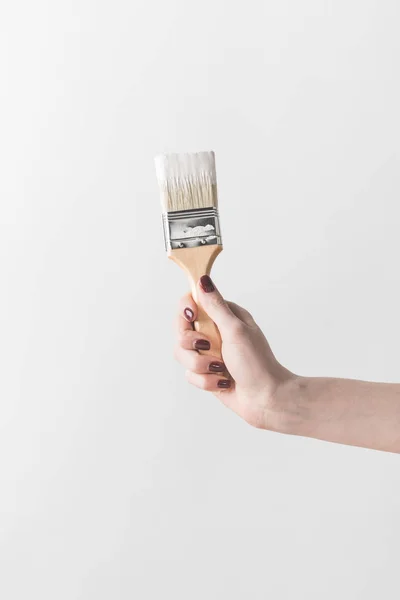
[
  {"left": 175, "top": 275, "right": 400, "bottom": 452},
  {"left": 174, "top": 275, "right": 297, "bottom": 431}
]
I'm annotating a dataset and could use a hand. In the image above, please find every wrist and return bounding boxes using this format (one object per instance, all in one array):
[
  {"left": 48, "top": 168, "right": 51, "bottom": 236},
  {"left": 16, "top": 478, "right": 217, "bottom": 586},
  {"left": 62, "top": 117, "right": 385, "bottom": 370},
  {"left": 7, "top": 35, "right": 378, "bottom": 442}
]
[{"left": 265, "top": 374, "right": 312, "bottom": 436}]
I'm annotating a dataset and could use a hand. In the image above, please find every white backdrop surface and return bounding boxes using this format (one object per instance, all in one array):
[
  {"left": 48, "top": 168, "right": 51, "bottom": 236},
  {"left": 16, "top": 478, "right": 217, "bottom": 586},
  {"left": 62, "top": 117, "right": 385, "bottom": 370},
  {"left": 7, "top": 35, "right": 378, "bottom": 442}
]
[{"left": 1, "top": 1, "right": 400, "bottom": 598}]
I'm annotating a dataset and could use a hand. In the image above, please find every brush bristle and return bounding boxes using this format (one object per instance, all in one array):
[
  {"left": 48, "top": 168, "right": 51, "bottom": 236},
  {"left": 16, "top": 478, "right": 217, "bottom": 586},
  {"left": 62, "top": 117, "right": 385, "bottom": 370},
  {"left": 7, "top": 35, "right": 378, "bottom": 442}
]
[{"left": 155, "top": 151, "right": 218, "bottom": 212}]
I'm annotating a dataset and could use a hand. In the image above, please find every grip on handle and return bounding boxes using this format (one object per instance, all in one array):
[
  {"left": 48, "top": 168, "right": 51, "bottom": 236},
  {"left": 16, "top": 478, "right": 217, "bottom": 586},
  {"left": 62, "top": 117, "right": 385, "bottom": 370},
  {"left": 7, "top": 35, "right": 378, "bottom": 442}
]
[{"left": 169, "top": 245, "right": 223, "bottom": 358}]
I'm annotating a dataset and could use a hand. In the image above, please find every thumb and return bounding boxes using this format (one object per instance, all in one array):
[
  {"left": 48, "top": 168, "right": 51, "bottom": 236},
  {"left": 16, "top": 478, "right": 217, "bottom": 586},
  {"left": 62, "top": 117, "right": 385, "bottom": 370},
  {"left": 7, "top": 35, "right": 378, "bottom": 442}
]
[{"left": 197, "top": 275, "right": 236, "bottom": 333}]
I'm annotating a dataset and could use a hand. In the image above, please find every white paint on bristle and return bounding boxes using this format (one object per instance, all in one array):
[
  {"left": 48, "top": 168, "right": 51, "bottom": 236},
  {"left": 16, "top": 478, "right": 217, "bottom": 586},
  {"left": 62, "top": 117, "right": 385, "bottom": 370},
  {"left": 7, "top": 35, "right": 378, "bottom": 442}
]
[
  {"left": 155, "top": 151, "right": 218, "bottom": 212},
  {"left": 155, "top": 151, "right": 216, "bottom": 183}
]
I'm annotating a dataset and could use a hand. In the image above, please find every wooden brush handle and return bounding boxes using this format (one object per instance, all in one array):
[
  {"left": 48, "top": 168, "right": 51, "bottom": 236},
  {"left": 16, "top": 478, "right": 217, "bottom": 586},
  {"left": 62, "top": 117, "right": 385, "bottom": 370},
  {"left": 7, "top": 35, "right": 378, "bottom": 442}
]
[{"left": 170, "top": 245, "right": 222, "bottom": 358}]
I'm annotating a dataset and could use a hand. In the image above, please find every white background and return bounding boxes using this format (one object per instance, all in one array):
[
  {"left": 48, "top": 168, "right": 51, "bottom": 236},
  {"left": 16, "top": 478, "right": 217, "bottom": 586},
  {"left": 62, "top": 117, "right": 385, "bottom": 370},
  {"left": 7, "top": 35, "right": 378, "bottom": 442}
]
[{"left": 1, "top": 1, "right": 400, "bottom": 598}]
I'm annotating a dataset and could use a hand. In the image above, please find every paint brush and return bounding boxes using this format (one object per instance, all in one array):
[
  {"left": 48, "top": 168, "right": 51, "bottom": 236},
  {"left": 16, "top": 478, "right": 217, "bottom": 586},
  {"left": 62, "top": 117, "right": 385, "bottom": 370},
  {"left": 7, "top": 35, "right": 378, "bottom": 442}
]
[{"left": 155, "top": 151, "right": 223, "bottom": 357}]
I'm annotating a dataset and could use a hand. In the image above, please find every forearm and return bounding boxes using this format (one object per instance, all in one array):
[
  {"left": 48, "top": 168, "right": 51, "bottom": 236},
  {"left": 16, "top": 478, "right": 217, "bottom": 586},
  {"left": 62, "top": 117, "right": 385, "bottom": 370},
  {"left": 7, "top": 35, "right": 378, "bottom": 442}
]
[{"left": 277, "top": 376, "right": 400, "bottom": 453}]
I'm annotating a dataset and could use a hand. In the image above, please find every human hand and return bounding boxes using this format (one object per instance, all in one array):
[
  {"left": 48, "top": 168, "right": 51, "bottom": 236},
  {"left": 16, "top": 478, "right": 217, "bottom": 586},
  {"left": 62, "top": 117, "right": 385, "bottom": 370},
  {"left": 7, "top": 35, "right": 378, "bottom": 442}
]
[{"left": 174, "top": 275, "right": 296, "bottom": 430}]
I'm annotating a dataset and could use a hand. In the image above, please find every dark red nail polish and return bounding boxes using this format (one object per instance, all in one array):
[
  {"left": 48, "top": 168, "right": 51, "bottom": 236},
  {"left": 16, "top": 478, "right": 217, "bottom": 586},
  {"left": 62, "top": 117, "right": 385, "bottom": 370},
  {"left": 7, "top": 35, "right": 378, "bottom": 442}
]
[
  {"left": 218, "top": 379, "right": 231, "bottom": 389},
  {"left": 199, "top": 275, "right": 215, "bottom": 293},
  {"left": 194, "top": 339, "right": 211, "bottom": 351},
  {"left": 209, "top": 362, "right": 225, "bottom": 373},
  {"left": 184, "top": 308, "right": 194, "bottom": 322}
]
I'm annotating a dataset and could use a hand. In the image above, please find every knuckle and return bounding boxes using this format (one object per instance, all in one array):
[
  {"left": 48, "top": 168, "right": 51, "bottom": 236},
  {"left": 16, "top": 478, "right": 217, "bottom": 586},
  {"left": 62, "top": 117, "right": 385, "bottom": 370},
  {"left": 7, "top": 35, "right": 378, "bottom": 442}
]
[
  {"left": 188, "top": 354, "right": 201, "bottom": 373},
  {"left": 200, "top": 377, "right": 210, "bottom": 390},
  {"left": 227, "top": 301, "right": 241, "bottom": 314},
  {"left": 178, "top": 331, "right": 190, "bottom": 347},
  {"left": 243, "top": 309, "right": 256, "bottom": 323},
  {"left": 244, "top": 312, "right": 258, "bottom": 330}
]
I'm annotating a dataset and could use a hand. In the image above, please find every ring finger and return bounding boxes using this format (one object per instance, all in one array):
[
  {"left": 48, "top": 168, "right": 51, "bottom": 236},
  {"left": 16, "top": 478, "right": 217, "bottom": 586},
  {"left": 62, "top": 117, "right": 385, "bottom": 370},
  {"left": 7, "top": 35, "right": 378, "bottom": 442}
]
[{"left": 174, "top": 344, "right": 226, "bottom": 375}]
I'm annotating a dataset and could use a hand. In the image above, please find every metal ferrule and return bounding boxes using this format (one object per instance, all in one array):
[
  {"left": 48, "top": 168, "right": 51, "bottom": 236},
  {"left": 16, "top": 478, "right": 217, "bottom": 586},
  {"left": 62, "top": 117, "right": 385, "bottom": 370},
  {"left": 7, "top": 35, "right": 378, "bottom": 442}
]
[{"left": 162, "top": 207, "right": 222, "bottom": 251}]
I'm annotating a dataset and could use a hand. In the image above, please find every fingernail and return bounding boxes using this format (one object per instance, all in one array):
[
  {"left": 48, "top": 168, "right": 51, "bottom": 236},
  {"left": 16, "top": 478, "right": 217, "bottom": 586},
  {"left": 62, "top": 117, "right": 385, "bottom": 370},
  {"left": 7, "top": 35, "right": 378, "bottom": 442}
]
[
  {"left": 184, "top": 308, "right": 194, "bottom": 322},
  {"left": 199, "top": 275, "right": 215, "bottom": 293},
  {"left": 209, "top": 362, "right": 225, "bottom": 373},
  {"left": 194, "top": 339, "right": 211, "bottom": 351},
  {"left": 218, "top": 379, "right": 231, "bottom": 389}
]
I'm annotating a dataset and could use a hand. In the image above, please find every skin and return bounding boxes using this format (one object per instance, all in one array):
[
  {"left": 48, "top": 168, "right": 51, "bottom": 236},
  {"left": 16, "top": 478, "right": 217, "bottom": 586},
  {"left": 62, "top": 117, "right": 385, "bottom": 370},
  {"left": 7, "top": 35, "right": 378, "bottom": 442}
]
[{"left": 175, "top": 276, "right": 400, "bottom": 454}]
